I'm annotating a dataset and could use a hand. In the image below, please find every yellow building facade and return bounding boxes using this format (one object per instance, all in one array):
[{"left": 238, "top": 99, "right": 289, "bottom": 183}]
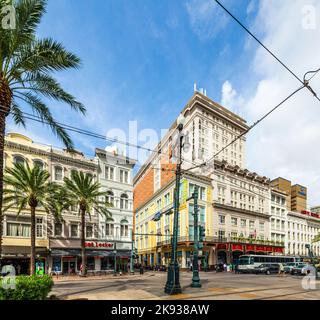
[
  {"left": 2, "top": 133, "right": 50, "bottom": 274},
  {"left": 134, "top": 173, "right": 213, "bottom": 270}
]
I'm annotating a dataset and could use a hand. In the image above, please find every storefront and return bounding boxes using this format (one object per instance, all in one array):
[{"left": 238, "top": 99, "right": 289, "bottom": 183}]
[
  {"left": 2, "top": 246, "right": 48, "bottom": 275},
  {"left": 49, "top": 240, "right": 131, "bottom": 273}
]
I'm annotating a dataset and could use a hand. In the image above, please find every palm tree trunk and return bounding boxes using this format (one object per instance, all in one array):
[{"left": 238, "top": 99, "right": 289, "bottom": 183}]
[
  {"left": 0, "top": 113, "right": 6, "bottom": 269},
  {"left": 30, "top": 206, "right": 36, "bottom": 275},
  {"left": 80, "top": 208, "right": 86, "bottom": 276}
]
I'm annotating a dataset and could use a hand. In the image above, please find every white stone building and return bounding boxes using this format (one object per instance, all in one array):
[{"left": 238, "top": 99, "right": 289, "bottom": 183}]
[
  {"left": 95, "top": 147, "right": 136, "bottom": 272},
  {"left": 287, "top": 211, "right": 320, "bottom": 257},
  {"left": 270, "top": 189, "right": 287, "bottom": 251}
]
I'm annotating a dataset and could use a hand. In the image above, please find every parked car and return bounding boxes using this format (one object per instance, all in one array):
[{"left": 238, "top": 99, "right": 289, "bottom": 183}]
[
  {"left": 291, "top": 263, "right": 308, "bottom": 275},
  {"left": 284, "top": 262, "right": 302, "bottom": 273},
  {"left": 254, "top": 264, "right": 280, "bottom": 275}
]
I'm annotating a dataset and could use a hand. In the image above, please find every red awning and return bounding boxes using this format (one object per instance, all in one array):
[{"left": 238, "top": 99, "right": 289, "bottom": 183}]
[{"left": 231, "top": 244, "right": 243, "bottom": 252}]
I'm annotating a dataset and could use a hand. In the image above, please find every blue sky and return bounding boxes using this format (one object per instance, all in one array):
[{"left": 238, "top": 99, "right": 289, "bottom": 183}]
[
  {"left": 8, "top": 0, "right": 255, "bottom": 156},
  {"left": 7, "top": 0, "right": 320, "bottom": 205}
]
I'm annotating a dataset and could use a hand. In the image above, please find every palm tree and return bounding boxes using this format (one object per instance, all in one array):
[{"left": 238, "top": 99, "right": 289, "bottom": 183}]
[
  {"left": 2, "top": 162, "right": 57, "bottom": 275},
  {"left": 63, "top": 171, "right": 111, "bottom": 276},
  {"left": 0, "top": 0, "right": 85, "bottom": 263}
]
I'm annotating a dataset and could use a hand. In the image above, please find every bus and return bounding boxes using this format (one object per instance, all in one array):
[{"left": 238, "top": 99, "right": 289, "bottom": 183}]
[{"left": 238, "top": 255, "right": 302, "bottom": 273}]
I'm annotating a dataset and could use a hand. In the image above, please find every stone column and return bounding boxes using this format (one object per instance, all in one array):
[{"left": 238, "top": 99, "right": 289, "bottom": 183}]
[
  {"left": 94, "top": 257, "right": 101, "bottom": 271},
  {"left": 181, "top": 250, "right": 186, "bottom": 269}
]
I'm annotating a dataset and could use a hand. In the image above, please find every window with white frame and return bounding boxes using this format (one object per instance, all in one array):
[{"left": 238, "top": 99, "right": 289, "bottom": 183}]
[
  {"left": 36, "top": 218, "right": 43, "bottom": 238},
  {"left": 106, "top": 191, "right": 114, "bottom": 206},
  {"left": 54, "top": 166, "right": 63, "bottom": 181},
  {"left": 119, "top": 169, "right": 129, "bottom": 183},
  {"left": 164, "top": 192, "right": 170, "bottom": 206},
  {"left": 106, "top": 223, "right": 114, "bottom": 236},
  {"left": 105, "top": 166, "right": 114, "bottom": 180},
  {"left": 7, "top": 222, "right": 30, "bottom": 237},
  {"left": 54, "top": 222, "right": 63, "bottom": 236},
  {"left": 120, "top": 193, "right": 129, "bottom": 210},
  {"left": 219, "top": 215, "right": 225, "bottom": 225},
  {"left": 120, "top": 222, "right": 129, "bottom": 237},
  {"left": 86, "top": 225, "right": 94, "bottom": 238},
  {"left": 70, "top": 224, "right": 79, "bottom": 237}
]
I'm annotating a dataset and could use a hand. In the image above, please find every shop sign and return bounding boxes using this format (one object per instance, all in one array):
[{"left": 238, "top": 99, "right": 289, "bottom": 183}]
[
  {"left": 273, "top": 247, "right": 284, "bottom": 253},
  {"left": 84, "top": 241, "right": 114, "bottom": 249}
]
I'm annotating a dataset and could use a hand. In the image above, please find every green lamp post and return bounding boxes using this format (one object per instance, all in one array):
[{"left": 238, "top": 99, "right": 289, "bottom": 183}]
[{"left": 164, "top": 114, "right": 185, "bottom": 295}]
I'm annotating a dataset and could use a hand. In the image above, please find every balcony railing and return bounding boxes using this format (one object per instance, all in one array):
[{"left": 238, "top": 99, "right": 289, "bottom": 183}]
[{"left": 157, "top": 236, "right": 285, "bottom": 247}]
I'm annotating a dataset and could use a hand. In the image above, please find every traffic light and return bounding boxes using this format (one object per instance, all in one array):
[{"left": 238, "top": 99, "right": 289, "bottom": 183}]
[
  {"left": 199, "top": 226, "right": 205, "bottom": 242},
  {"left": 134, "top": 248, "right": 139, "bottom": 259}
]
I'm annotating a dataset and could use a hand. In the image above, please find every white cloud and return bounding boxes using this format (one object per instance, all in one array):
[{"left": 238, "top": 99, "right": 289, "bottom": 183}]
[
  {"left": 240, "top": 0, "right": 320, "bottom": 207},
  {"left": 221, "top": 80, "right": 245, "bottom": 118},
  {"left": 186, "top": 0, "right": 229, "bottom": 40}
]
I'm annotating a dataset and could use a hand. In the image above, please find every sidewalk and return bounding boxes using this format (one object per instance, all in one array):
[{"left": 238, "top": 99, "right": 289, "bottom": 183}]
[{"left": 53, "top": 271, "right": 156, "bottom": 283}]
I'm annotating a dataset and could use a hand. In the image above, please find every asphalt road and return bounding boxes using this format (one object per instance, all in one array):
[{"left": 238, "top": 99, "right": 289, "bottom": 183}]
[{"left": 51, "top": 271, "right": 320, "bottom": 300}]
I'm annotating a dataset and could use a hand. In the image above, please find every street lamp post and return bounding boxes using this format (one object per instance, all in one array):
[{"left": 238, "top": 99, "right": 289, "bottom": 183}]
[
  {"left": 191, "top": 185, "right": 201, "bottom": 288},
  {"left": 164, "top": 114, "right": 185, "bottom": 295},
  {"left": 113, "top": 242, "right": 117, "bottom": 276},
  {"left": 130, "top": 232, "right": 135, "bottom": 275}
]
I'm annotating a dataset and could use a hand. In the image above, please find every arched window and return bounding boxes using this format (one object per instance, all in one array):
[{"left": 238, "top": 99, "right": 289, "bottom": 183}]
[
  {"left": 106, "top": 191, "right": 114, "bottom": 206},
  {"left": 54, "top": 166, "right": 63, "bottom": 181},
  {"left": 120, "top": 193, "right": 129, "bottom": 210},
  {"left": 14, "top": 155, "right": 25, "bottom": 165},
  {"left": 33, "top": 160, "right": 44, "bottom": 170},
  {"left": 106, "top": 217, "right": 114, "bottom": 237},
  {"left": 120, "top": 218, "right": 129, "bottom": 237}
]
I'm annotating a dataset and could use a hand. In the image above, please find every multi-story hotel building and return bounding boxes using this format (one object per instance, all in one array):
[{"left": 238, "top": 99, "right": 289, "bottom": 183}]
[
  {"left": 134, "top": 92, "right": 284, "bottom": 268},
  {"left": 95, "top": 147, "right": 136, "bottom": 272}
]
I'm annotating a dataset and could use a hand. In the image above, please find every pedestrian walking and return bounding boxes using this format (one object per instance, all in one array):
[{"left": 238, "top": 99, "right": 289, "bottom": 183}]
[{"left": 278, "top": 263, "right": 285, "bottom": 277}]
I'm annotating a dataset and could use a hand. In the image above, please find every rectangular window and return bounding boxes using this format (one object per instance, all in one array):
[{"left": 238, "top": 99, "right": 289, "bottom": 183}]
[
  {"left": 241, "top": 219, "right": 246, "bottom": 227},
  {"left": 121, "top": 225, "right": 129, "bottom": 237},
  {"left": 54, "top": 222, "right": 62, "bottom": 236},
  {"left": 86, "top": 225, "right": 93, "bottom": 238},
  {"left": 259, "top": 222, "right": 265, "bottom": 231},
  {"left": 7, "top": 223, "right": 30, "bottom": 237},
  {"left": 54, "top": 167, "right": 63, "bottom": 181},
  {"left": 105, "top": 166, "right": 115, "bottom": 180},
  {"left": 36, "top": 218, "right": 43, "bottom": 238},
  {"left": 231, "top": 217, "right": 238, "bottom": 226},
  {"left": 164, "top": 192, "right": 170, "bottom": 206},
  {"left": 106, "top": 224, "right": 114, "bottom": 236},
  {"left": 70, "top": 224, "right": 78, "bottom": 237},
  {"left": 120, "top": 169, "right": 129, "bottom": 183},
  {"left": 249, "top": 220, "right": 255, "bottom": 229},
  {"left": 219, "top": 215, "right": 225, "bottom": 224}
]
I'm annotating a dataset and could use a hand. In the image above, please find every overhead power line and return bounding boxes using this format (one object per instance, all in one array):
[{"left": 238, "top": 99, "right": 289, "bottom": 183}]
[
  {"left": 213, "top": 0, "right": 320, "bottom": 102},
  {"left": 201, "top": 84, "right": 305, "bottom": 168},
  {"left": 0, "top": 107, "right": 201, "bottom": 169}
]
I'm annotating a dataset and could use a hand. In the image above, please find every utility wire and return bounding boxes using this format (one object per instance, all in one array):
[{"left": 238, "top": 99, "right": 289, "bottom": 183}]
[
  {"left": 1, "top": 107, "right": 201, "bottom": 169},
  {"left": 201, "top": 84, "right": 305, "bottom": 167},
  {"left": 213, "top": 0, "right": 320, "bottom": 102}
]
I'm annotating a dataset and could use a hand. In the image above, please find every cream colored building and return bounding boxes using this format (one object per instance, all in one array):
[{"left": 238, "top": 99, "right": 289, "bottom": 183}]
[
  {"left": 287, "top": 211, "right": 320, "bottom": 257},
  {"left": 2, "top": 133, "right": 101, "bottom": 274}
]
